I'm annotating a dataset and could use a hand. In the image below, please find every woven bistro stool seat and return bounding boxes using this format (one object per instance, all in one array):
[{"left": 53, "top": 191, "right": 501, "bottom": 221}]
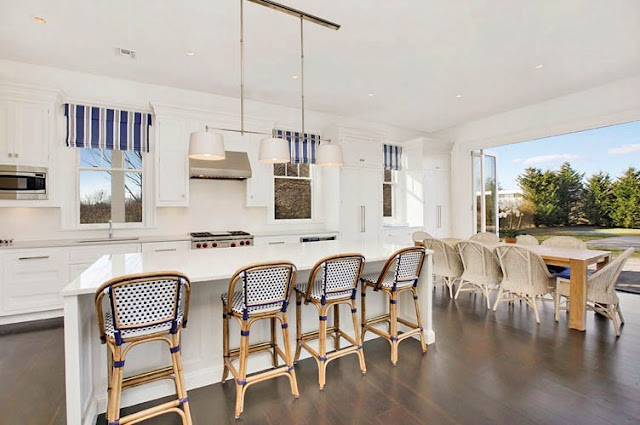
[
  {"left": 95, "top": 272, "right": 193, "bottom": 425},
  {"left": 294, "top": 254, "right": 367, "bottom": 390},
  {"left": 221, "top": 261, "right": 299, "bottom": 419},
  {"left": 360, "top": 246, "right": 427, "bottom": 366}
]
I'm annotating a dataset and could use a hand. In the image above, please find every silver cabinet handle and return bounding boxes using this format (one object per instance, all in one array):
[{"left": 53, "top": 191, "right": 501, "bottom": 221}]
[
  {"left": 8, "top": 153, "right": 12, "bottom": 158},
  {"left": 437, "top": 205, "right": 442, "bottom": 228},
  {"left": 269, "top": 241, "right": 285, "bottom": 245},
  {"left": 18, "top": 255, "right": 50, "bottom": 260},
  {"left": 360, "top": 205, "right": 366, "bottom": 233},
  {"left": 14, "top": 153, "right": 19, "bottom": 158},
  {"left": 155, "top": 248, "right": 177, "bottom": 252}
]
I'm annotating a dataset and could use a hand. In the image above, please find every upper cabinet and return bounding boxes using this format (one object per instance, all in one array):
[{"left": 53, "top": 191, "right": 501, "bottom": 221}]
[
  {"left": 154, "top": 115, "right": 189, "bottom": 207},
  {"left": 325, "top": 125, "right": 385, "bottom": 169},
  {"left": 0, "top": 99, "right": 52, "bottom": 166}
]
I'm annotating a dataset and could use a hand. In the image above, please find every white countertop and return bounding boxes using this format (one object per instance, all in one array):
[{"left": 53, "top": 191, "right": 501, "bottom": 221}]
[
  {"left": 62, "top": 240, "right": 432, "bottom": 296},
  {"left": 0, "top": 234, "right": 191, "bottom": 251},
  {"left": 252, "top": 229, "right": 339, "bottom": 237}
]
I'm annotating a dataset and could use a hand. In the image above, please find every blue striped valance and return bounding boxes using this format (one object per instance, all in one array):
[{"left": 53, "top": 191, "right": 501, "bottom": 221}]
[
  {"left": 383, "top": 144, "right": 402, "bottom": 171},
  {"left": 273, "top": 129, "right": 320, "bottom": 164},
  {"left": 64, "top": 104, "right": 152, "bottom": 153}
]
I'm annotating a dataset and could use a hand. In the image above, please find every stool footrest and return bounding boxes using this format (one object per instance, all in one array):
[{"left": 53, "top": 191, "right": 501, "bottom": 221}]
[
  {"left": 364, "top": 314, "right": 391, "bottom": 326},
  {"left": 121, "top": 366, "right": 175, "bottom": 390},
  {"left": 116, "top": 398, "right": 183, "bottom": 425}
]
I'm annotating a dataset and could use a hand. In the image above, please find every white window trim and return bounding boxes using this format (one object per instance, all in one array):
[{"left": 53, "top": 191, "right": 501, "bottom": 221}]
[
  {"left": 383, "top": 169, "right": 398, "bottom": 221},
  {"left": 269, "top": 163, "right": 319, "bottom": 224},
  {"left": 75, "top": 149, "right": 151, "bottom": 229}
]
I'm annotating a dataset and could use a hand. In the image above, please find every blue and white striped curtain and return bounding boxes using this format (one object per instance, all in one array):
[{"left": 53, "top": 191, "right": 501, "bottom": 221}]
[
  {"left": 273, "top": 129, "right": 320, "bottom": 164},
  {"left": 64, "top": 104, "right": 152, "bottom": 153},
  {"left": 383, "top": 144, "right": 402, "bottom": 171}
]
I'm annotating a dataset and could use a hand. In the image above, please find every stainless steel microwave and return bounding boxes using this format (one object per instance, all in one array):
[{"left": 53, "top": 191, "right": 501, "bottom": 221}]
[{"left": 0, "top": 165, "right": 48, "bottom": 200}]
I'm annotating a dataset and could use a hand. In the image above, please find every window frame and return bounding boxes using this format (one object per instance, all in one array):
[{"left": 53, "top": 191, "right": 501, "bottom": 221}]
[
  {"left": 272, "top": 162, "right": 315, "bottom": 222},
  {"left": 75, "top": 148, "right": 147, "bottom": 229},
  {"left": 383, "top": 169, "right": 397, "bottom": 220}
]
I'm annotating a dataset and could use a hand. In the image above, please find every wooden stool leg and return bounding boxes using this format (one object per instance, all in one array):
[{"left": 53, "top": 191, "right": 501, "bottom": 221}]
[
  {"left": 107, "top": 344, "right": 124, "bottom": 424},
  {"left": 318, "top": 305, "right": 328, "bottom": 390},
  {"left": 171, "top": 332, "right": 192, "bottom": 425},
  {"left": 222, "top": 306, "right": 230, "bottom": 383},
  {"left": 280, "top": 313, "right": 299, "bottom": 398},
  {"left": 360, "top": 283, "right": 368, "bottom": 341},
  {"left": 412, "top": 288, "right": 427, "bottom": 353},
  {"left": 270, "top": 317, "right": 278, "bottom": 367},
  {"left": 105, "top": 346, "right": 113, "bottom": 417},
  {"left": 235, "top": 320, "right": 250, "bottom": 419},
  {"left": 294, "top": 293, "right": 303, "bottom": 364},
  {"left": 333, "top": 304, "right": 341, "bottom": 350},
  {"left": 351, "top": 299, "right": 366, "bottom": 374},
  {"left": 389, "top": 292, "right": 399, "bottom": 366}
]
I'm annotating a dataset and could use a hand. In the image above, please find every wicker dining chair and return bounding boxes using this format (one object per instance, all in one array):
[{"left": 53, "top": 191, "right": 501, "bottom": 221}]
[
  {"left": 423, "top": 237, "right": 463, "bottom": 298},
  {"left": 360, "top": 246, "right": 427, "bottom": 366},
  {"left": 555, "top": 248, "right": 634, "bottom": 336},
  {"left": 95, "top": 272, "right": 192, "bottom": 425},
  {"left": 516, "top": 234, "right": 539, "bottom": 246},
  {"left": 541, "top": 236, "right": 587, "bottom": 277},
  {"left": 221, "top": 261, "right": 299, "bottom": 418},
  {"left": 493, "top": 245, "right": 555, "bottom": 323},
  {"left": 469, "top": 231, "right": 500, "bottom": 244},
  {"left": 412, "top": 231, "right": 433, "bottom": 246},
  {"left": 455, "top": 240, "right": 502, "bottom": 309},
  {"left": 294, "top": 254, "right": 366, "bottom": 390}
]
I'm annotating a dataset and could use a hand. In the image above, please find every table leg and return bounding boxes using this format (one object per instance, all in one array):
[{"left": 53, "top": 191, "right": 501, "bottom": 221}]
[
  {"left": 569, "top": 259, "right": 588, "bottom": 331},
  {"left": 596, "top": 256, "right": 610, "bottom": 271}
]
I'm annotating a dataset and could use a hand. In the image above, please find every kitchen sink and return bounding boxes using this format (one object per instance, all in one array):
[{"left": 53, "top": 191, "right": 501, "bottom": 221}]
[{"left": 76, "top": 237, "right": 140, "bottom": 244}]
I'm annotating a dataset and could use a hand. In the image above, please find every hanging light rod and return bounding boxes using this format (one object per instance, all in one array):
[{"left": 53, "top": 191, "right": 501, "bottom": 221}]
[
  {"left": 204, "top": 125, "right": 331, "bottom": 141},
  {"left": 246, "top": 0, "right": 341, "bottom": 31}
]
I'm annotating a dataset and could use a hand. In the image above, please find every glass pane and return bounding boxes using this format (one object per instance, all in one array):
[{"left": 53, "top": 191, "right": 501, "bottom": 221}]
[
  {"left": 274, "top": 163, "right": 286, "bottom": 176},
  {"left": 275, "top": 178, "right": 311, "bottom": 219},
  {"left": 79, "top": 170, "right": 111, "bottom": 224},
  {"left": 103, "top": 149, "right": 112, "bottom": 168},
  {"left": 383, "top": 183, "right": 393, "bottom": 217},
  {"left": 125, "top": 172, "right": 143, "bottom": 223},
  {"left": 124, "top": 151, "right": 143, "bottom": 170},
  {"left": 80, "top": 148, "right": 102, "bottom": 168},
  {"left": 384, "top": 169, "right": 392, "bottom": 183},
  {"left": 286, "top": 163, "right": 299, "bottom": 177},
  {"left": 473, "top": 153, "right": 482, "bottom": 232},
  {"left": 484, "top": 154, "right": 497, "bottom": 233},
  {"left": 299, "top": 164, "right": 310, "bottom": 178}
]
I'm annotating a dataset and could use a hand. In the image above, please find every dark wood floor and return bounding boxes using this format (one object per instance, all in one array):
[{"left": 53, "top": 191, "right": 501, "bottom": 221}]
[{"left": 2, "top": 286, "right": 639, "bottom": 425}]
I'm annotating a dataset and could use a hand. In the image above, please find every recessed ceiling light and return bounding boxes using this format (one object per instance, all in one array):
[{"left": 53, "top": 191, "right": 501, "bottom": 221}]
[
  {"left": 291, "top": 75, "right": 299, "bottom": 79},
  {"left": 455, "top": 94, "right": 463, "bottom": 98},
  {"left": 186, "top": 50, "right": 196, "bottom": 56},
  {"left": 368, "top": 93, "right": 374, "bottom": 97},
  {"left": 534, "top": 64, "right": 544, "bottom": 69},
  {"left": 33, "top": 16, "right": 47, "bottom": 24}
]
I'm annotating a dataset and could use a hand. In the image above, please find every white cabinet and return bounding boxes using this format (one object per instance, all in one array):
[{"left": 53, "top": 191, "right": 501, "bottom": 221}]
[
  {"left": 424, "top": 171, "right": 451, "bottom": 238},
  {"left": 253, "top": 235, "right": 301, "bottom": 246},
  {"left": 339, "top": 167, "right": 382, "bottom": 242},
  {"left": 1, "top": 248, "right": 69, "bottom": 315},
  {"left": 141, "top": 240, "right": 190, "bottom": 253},
  {"left": 0, "top": 99, "right": 51, "bottom": 165},
  {"left": 245, "top": 133, "right": 272, "bottom": 207},
  {"left": 155, "top": 115, "right": 189, "bottom": 207},
  {"left": 340, "top": 136, "right": 382, "bottom": 168},
  {"left": 424, "top": 152, "right": 450, "bottom": 173},
  {"left": 383, "top": 227, "right": 422, "bottom": 246},
  {"left": 68, "top": 243, "right": 141, "bottom": 281}
]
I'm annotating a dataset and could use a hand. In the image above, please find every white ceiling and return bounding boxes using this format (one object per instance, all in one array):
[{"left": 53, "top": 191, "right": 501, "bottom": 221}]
[{"left": 1, "top": 1, "right": 639, "bottom": 132}]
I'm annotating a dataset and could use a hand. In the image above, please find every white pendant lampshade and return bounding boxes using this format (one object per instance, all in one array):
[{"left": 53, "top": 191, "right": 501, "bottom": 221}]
[
  {"left": 258, "top": 137, "right": 291, "bottom": 163},
  {"left": 189, "top": 131, "right": 226, "bottom": 161},
  {"left": 316, "top": 143, "right": 344, "bottom": 167}
]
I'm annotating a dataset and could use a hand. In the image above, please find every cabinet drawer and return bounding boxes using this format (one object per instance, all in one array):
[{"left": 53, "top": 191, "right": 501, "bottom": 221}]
[
  {"left": 1, "top": 249, "right": 69, "bottom": 314},
  {"left": 68, "top": 243, "right": 140, "bottom": 263},
  {"left": 253, "top": 236, "right": 300, "bottom": 246},
  {"left": 141, "top": 241, "right": 190, "bottom": 253}
]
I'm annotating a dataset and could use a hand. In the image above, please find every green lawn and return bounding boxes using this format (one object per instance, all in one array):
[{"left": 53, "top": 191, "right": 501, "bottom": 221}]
[{"left": 521, "top": 226, "right": 640, "bottom": 259}]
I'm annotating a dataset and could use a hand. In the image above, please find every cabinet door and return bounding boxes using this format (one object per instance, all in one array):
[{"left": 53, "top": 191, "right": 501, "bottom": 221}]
[
  {"left": 1, "top": 249, "right": 69, "bottom": 314},
  {"left": 0, "top": 100, "right": 14, "bottom": 161},
  {"left": 341, "top": 137, "right": 382, "bottom": 168},
  {"left": 13, "top": 101, "right": 50, "bottom": 165},
  {"left": 340, "top": 167, "right": 382, "bottom": 242},
  {"left": 424, "top": 171, "right": 450, "bottom": 238},
  {"left": 141, "top": 241, "right": 190, "bottom": 253},
  {"left": 156, "top": 116, "right": 189, "bottom": 206},
  {"left": 245, "top": 133, "right": 272, "bottom": 207}
]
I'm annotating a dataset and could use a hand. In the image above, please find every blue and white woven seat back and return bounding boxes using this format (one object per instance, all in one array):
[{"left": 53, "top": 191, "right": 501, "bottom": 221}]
[
  {"left": 395, "top": 251, "right": 425, "bottom": 285},
  {"left": 243, "top": 266, "right": 292, "bottom": 312},
  {"left": 111, "top": 278, "right": 182, "bottom": 330},
  {"left": 323, "top": 258, "right": 362, "bottom": 298}
]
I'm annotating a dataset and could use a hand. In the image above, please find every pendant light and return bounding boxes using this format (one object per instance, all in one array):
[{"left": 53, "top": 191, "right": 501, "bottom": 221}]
[
  {"left": 188, "top": 130, "right": 225, "bottom": 160},
  {"left": 316, "top": 142, "right": 344, "bottom": 167}
]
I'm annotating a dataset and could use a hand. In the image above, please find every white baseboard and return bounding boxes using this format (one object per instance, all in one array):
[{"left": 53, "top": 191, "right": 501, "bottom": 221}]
[{"left": 0, "top": 309, "right": 62, "bottom": 325}]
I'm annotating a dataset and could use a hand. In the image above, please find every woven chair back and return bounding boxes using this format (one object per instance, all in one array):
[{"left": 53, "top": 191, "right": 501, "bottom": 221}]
[
  {"left": 232, "top": 262, "right": 296, "bottom": 317},
  {"left": 456, "top": 240, "right": 502, "bottom": 284},
  {"left": 312, "top": 254, "right": 365, "bottom": 300},
  {"left": 412, "top": 231, "right": 433, "bottom": 244},
  {"left": 589, "top": 247, "right": 635, "bottom": 294},
  {"left": 424, "top": 238, "right": 463, "bottom": 278},
  {"left": 541, "top": 236, "right": 586, "bottom": 249},
  {"left": 495, "top": 245, "right": 551, "bottom": 294},
  {"left": 469, "top": 232, "right": 500, "bottom": 244},
  {"left": 516, "top": 234, "right": 539, "bottom": 246}
]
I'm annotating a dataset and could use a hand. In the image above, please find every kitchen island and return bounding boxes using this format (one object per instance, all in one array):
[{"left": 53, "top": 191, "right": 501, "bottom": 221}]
[{"left": 61, "top": 240, "right": 434, "bottom": 425}]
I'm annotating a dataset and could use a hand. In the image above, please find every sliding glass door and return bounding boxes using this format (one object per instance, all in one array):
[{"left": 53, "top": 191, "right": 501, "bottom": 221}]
[{"left": 472, "top": 150, "right": 498, "bottom": 234}]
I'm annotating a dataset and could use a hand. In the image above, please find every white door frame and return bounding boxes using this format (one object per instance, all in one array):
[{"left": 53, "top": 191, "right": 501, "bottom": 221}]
[{"left": 471, "top": 149, "right": 498, "bottom": 234}]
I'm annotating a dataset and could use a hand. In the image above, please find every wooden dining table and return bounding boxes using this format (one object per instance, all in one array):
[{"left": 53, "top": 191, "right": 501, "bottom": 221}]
[{"left": 433, "top": 238, "right": 612, "bottom": 331}]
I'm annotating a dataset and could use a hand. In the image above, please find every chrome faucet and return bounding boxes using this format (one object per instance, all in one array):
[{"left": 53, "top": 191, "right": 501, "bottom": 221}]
[{"left": 108, "top": 220, "right": 113, "bottom": 239}]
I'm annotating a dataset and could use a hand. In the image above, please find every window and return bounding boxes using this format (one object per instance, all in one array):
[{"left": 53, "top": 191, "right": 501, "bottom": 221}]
[
  {"left": 78, "top": 148, "right": 143, "bottom": 225},
  {"left": 274, "top": 163, "right": 312, "bottom": 220},
  {"left": 383, "top": 169, "right": 396, "bottom": 218}
]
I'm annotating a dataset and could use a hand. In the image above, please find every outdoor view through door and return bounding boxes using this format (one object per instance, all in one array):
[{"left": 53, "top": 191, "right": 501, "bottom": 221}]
[{"left": 472, "top": 150, "right": 498, "bottom": 234}]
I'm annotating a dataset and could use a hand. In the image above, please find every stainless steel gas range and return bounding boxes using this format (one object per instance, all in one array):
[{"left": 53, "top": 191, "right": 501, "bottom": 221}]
[{"left": 190, "top": 231, "right": 254, "bottom": 249}]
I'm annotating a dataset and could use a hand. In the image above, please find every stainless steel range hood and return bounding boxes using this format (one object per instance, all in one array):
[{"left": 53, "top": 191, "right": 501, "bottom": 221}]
[{"left": 190, "top": 151, "right": 252, "bottom": 180}]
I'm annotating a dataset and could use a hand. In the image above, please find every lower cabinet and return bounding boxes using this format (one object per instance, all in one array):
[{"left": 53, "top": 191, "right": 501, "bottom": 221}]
[
  {"left": 141, "top": 240, "right": 190, "bottom": 253},
  {"left": 383, "top": 227, "right": 422, "bottom": 246}
]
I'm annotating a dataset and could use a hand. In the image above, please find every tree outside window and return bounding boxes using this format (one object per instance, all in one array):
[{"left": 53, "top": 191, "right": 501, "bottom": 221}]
[
  {"left": 383, "top": 169, "right": 396, "bottom": 218},
  {"left": 274, "top": 163, "right": 312, "bottom": 220}
]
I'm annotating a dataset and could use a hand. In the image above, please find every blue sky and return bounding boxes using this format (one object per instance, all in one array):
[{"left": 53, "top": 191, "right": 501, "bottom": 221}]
[{"left": 493, "top": 120, "right": 640, "bottom": 190}]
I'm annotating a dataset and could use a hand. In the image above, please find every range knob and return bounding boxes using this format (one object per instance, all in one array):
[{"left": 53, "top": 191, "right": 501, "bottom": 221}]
[
  {"left": 239, "top": 241, "right": 245, "bottom": 246},
  {"left": 196, "top": 243, "right": 202, "bottom": 248},
  {"left": 231, "top": 243, "right": 236, "bottom": 247},
  {"left": 212, "top": 242, "right": 218, "bottom": 247},
  {"left": 203, "top": 243, "right": 208, "bottom": 248},
  {"left": 245, "top": 240, "right": 251, "bottom": 245}
]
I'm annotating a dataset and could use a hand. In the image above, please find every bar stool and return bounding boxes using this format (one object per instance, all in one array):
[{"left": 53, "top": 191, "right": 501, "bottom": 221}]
[
  {"left": 294, "top": 254, "right": 367, "bottom": 390},
  {"left": 94, "top": 272, "right": 192, "bottom": 425},
  {"left": 221, "top": 261, "right": 299, "bottom": 419},
  {"left": 360, "top": 247, "right": 427, "bottom": 366}
]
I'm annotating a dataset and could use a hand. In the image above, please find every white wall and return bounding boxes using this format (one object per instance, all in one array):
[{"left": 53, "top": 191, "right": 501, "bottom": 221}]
[
  {"left": 436, "top": 74, "right": 640, "bottom": 238},
  {"left": 0, "top": 60, "right": 428, "bottom": 241}
]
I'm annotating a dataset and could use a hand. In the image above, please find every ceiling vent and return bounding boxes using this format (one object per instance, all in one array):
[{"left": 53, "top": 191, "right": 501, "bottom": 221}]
[{"left": 115, "top": 47, "right": 136, "bottom": 60}]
